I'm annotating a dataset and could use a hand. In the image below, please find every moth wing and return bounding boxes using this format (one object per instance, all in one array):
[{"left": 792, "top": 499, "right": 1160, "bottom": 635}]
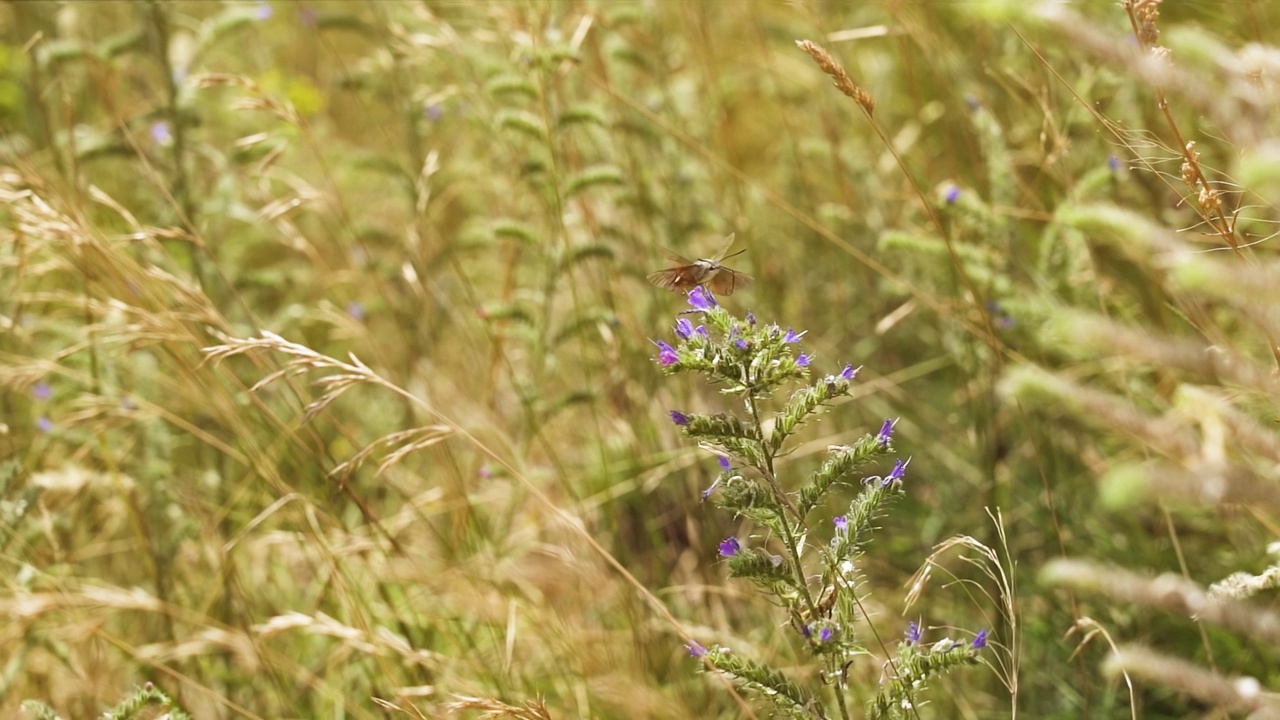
[
  {"left": 659, "top": 247, "right": 693, "bottom": 265},
  {"left": 648, "top": 266, "right": 696, "bottom": 291},
  {"left": 709, "top": 233, "right": 737, "bottom": 262},
  {"left": 707, "top": 268, "right": 753, "bottom": 296}
]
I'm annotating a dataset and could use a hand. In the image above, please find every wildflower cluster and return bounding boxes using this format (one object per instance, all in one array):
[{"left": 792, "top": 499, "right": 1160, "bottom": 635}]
[{"left": 654, "top": 287, "right": 986, "bottom": 719}]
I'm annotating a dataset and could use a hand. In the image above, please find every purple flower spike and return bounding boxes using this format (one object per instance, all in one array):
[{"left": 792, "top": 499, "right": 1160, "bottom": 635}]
[
  {"left": 840, "top": 364, "right": 859, "bottom": 381},
  {"left": 37, "top": 416, "right": 53, "bottom": 433},
  {"left": 675, "top": 317, "right": 694, "bottom": 339},
  {"left": 694, "top": 324, "right": 708, "bottom": 337},
  {"left": 818, "top": 627, "right": 833, "bottom": 642},
  {"left": 944, "top": 184, "right": 960, "bottom": 204},
  {"left": 833, "top": 515, "right": 848, "bottom": 534},
  {"left": 796, "top": 353, "right": 810, "bottom": 368},
  {"left": 33, "top": 382, "right": 52, "bottom": 400},
  {"left": 735, "top": 337, "right": 748, "bottom": 350},
  {"left": 783, "top": 328, "right": 806, "bottom": 343},
  {"left": 688, "top": 286, "right": 716, "bottom": 310},
  {"left": 654, "top": 340, "right": 678, "bottom": 366},
  {"left": 877, "top": 418, "right": 895, "bottom": 445},
  {"left": 746, "top": 311, "right": 756, "bottom": 326},
  {"left": 718, "top": 536, "right": 741, "bottom": 557},
  {"left": 972, "top": 628, "right": 989, "bottom": 650},
  {"left": 669, "top": 410, "right": 690, "bottom": 426},
  {"left": 717, "top": 456, "right": 731, "bottom": 471},
  {"left": 906, "top": 621, "right": 922, "bottom": 644},
  {"left": 346, "top": 301, "right": 366, "bottom": 321},
  {"left": 686, "top": 641, "right": 707, "bottom": 658},
  {"left": 801, "top": 625, "right": 812, "bottom": 639}
]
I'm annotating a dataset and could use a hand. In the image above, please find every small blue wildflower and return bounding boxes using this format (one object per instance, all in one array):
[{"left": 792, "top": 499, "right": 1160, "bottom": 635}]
[
  {"left": 254, "top": 1, "right": 272, "bottom": 20},
  {"left": 346, "top": 301, "right": 365, "bottom": 321},
  {"left": 877, "top": 418, "right": 895, "bottom": 445},
  {"left": 819, "top": 627, "right": 833, "bottom": 642},
  {"left": 801, "top": 625, "right": 812, "bottom": 639},
  {"left": 700, "top": 478, "right": 720, "bottom": 502},
  {"left": 735, "top": 337, "right": 748, "bottom": 350},
  {"left": 746, "top": 311, "right": 756, "bottom": 326},
  {"left": 654, "top": 340, "right": 678, "bottom": 366},
  {"left": 783, "top": 328, "right": 806, "bottom": 343},
  {"left": 833, "top": 515, "right": 848, "bottom": 534},
  {"left": 150, "top": 121, "right": 173, "bottom": 147},
  {"left": 717, "top": 456, "right": 731, "bottom": 471},
  {"left": 906, "top": 621, "right": 922, "bottom": 644},
  {"left": 1108, "top": 155, "right": 1122, "bottom": 172},
  {"left": 840, "top": 364, "right": 858, "bottom": 381},
  {"left": 33, "top": 382, "right": 51, "bottom": 400},
  {"left": 972, "top": 628, "right": 989, "bottom": 650},
  {"left": 675, "top": 317, "right": 694, "bottom": 340},
  {"left": 36, "top": 416, "right": 53, "bottom": 433},
  {"left": 669, "top": 410, "right": 690, "bottom": 426},
  {"left": 718, "top": 536, "right": 740, "bottom": 557},
  {"left": 694, "top": 324, "right": 708, "bottom": 337},
  {"left": 797, "top": 353, "right": 810, "bottom": 367},
  {"left": 883, "top": 458, "right": 907, "bottom": 486},
  {"left": 686, "top": 641, "right": 707, "bottom": 658},
  {"left": 944, "top": 184, "right": 960, "bottom": 204},
  {"left": 688, "top": 286, "right": 716, "bottom": 310},
  {"left": 425, "top": 103, "right": 445, "bottom": 122}
]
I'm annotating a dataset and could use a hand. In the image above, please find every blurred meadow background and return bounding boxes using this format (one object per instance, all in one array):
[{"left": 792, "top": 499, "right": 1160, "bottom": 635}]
[{"left": 4, "top": 0, "right": 1280, "bottom": 717}]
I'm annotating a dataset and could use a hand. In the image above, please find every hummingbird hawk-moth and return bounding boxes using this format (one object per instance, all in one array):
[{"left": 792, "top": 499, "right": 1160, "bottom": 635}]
[{"left": 647, "top": 234, "right": 753, "bottom": 296}]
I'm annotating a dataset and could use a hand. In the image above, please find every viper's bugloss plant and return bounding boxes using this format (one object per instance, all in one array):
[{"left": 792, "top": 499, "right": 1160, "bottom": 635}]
[{"left": 655, "top": 287, "right": 986, "bottom": 719}]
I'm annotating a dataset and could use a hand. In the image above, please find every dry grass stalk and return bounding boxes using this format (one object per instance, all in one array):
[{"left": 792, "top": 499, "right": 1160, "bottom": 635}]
[
  {"left": 1104, "top": 645, "right": 1279, "bottom": 717},
  {"left": 446, "top": 695, "right": 552, "bottom": 719},
  {"left": 795, "top": 39, "right": 874, "bottom": 114}
]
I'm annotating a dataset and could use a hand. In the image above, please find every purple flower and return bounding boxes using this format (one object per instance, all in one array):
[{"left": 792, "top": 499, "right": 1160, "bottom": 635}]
[
  {"left": 944, "top": 184, "right": 960, "bottom": 204},
  {"left": 801, "top": 625, "right": 812, "bottom": 639},
  {"left": 906, "top": 621, "right": 922, "bottom": 644},
  {"left": 883, "top": 458, "right": 907, "bottom": 486},
  {"left": 1108, "top": 155, "right": 1122, "bottom": 172},
  {"left": 746, "top": 311, "right": 756, "bottom": 326},
  {"left": 346, "top": 301, "right": 365, "bottom": 321},
  {"left": 254, "top": 1, "right": 273, "bottom": 20},
  {"left": 964, "top": 95, "right": 981, "bottom": 111},
  {"left": 33, "top": 382, "right": 51, "bottom": 400},
  {"left": 840, "top": 364, "right": 858, "bottom": 381},
  {"left": 669, "top": 410, "right": 690, "bottom": 426},
  {"left": 735, "top": 337, "right": 748, "bottom": 350},
  {"left": 877, "top": 418, "right": 895, "bottom": 445},
  {"left": 675, "top": 317, "right": 694, "bottom": 339},
  {"left": 833, "top": 515, "right": 848, "bottom": 534},
  {"left": 478, "top": 465, "right": 494, "bottom": 479},
  {"left": 425, "top": 103, "right": 445, "bottom": 122},
  {"left": 700, "top": 478, "right": 720, "bottom": 502},
  {"left": 783, "top": 328, "right": 806, "bottom": 343},
  {"left": 796, "top": 353, "right": 810, "bottom": 368},
  {"left": 717, "top": 456, "right": 731, "bottom": 471},
  {"left": 150, "top": 121, "right": 173, "bottom": 147},
  {"left": 688, "top": 286, "right": 716, "bottom": 310},
  {"left": 818, "top": 627, "right": 833, "bottom": 642},
  {"left": 718, "top": 536, "right": 740, "bottom": 557},
  {"left": 694, "top": 325, "right": 708, "bottom": 337},
  {"left": 36, "top": 416, "right": 53, "bottom": 433},
  {"left": 972, "top": 628, "right": 988, "bottom": 650},
  {"left": 654, "top": 340, "right": 678, "bottom": 366},
  {"left": 686, "top": 641, "right": 706, "bottom": 658}
]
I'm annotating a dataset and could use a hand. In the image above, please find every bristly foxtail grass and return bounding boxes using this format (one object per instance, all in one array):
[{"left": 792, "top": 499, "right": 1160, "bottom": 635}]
[{"left": 654, "top": 288, "right": 989, "bottom": 720}]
